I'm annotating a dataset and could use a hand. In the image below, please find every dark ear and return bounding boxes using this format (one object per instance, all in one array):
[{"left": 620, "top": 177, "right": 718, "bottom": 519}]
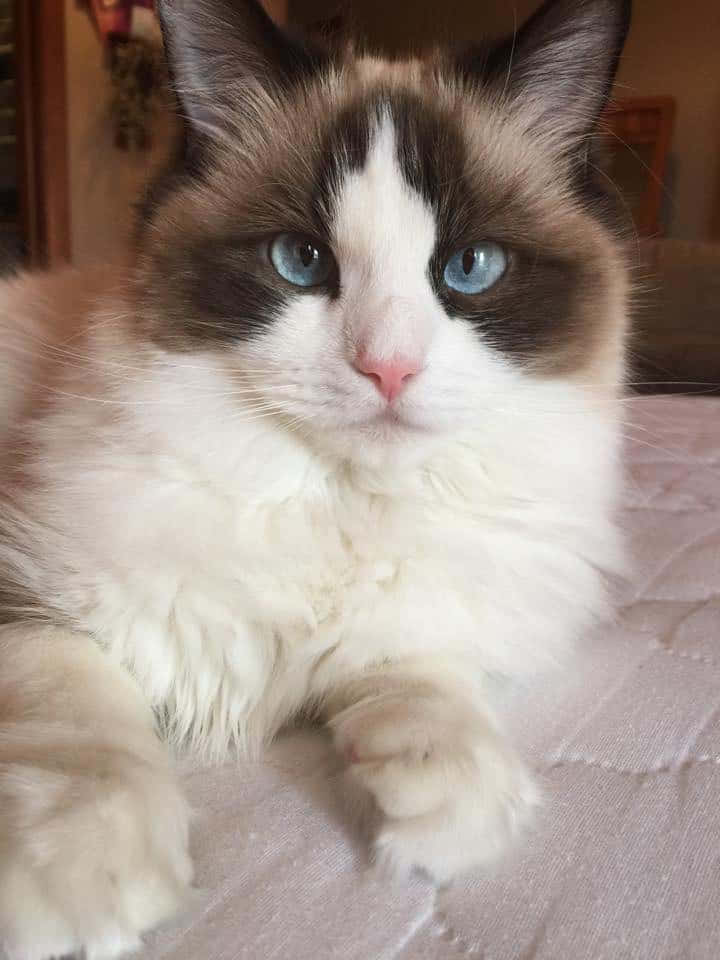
[
  {"left": 156, "top": 0, "right": 329, "bottom": 140},
  {"left": 472, "top": 0, "right": 631, "bottom": 147}
]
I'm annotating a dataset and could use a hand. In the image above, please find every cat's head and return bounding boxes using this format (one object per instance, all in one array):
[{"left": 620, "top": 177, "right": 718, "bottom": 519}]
[{"left": 137, "top": 0, "right": 631, "bottom": 467}]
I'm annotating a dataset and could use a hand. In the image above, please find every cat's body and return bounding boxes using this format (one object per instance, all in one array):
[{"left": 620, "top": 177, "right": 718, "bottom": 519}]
[{"left": 0, "top": 1, "right": 631, "bottom": 958}]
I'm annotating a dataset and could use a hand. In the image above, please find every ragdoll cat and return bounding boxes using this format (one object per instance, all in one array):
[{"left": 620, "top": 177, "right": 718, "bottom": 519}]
[{"left": 0, "top": 0, "right": 631, "bottom": 956}]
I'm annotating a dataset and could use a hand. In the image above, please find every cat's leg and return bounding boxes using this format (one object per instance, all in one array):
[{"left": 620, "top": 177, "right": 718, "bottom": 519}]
[
  {"left": 327, "top": 662, "right": 539, "bottom": 883},
  {"left": 0, "top": 622, "right": 193, "bottom": 960}
]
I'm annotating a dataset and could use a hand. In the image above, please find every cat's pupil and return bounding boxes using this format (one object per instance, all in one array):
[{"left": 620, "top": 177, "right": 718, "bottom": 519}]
[
  {"left": 298, "top": 242, "right": 317, "bottom": 269},
  {"left": 462, "top": 248, "right": 475, "bottom": 275}
]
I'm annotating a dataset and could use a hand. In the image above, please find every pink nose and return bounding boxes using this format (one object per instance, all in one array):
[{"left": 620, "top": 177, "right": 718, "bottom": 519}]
[{"left": 353, "top": 353, "right": 422, "bottom": 403}]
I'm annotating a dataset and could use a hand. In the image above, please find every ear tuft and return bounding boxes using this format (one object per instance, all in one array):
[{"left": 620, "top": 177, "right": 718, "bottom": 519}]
[
  {"left": 467, "top": 0, "right": 632, "bottom": 148},
  {"left": 156, "top": 0, "right": 330, "bottom": 140}
]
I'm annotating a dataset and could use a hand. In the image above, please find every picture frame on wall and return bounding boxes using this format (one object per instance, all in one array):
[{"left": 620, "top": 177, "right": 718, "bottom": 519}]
[{"left": 601, "top": 97, "right": 676, "bottom": 237}]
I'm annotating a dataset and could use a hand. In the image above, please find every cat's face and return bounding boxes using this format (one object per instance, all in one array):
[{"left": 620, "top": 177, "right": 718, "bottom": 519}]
[{"left": 139, "top": 0, "right": 631, "bottom": 465}]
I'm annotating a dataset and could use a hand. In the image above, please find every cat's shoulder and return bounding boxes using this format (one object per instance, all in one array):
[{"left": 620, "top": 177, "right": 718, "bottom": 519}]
[
  {"left": 0, "top": 264, "right": 120, "bottom": 334},
  {"left": 0, "top": 264, "right": 125, "bottom": 442}
]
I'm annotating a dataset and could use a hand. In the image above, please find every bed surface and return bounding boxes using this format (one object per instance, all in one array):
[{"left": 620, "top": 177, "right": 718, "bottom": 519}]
[
  {"left": 19, "top": 396, "right": 720, "bottom": 960},
  {"left": 143, "top": 396, "right": 720, "bottom": 960}
]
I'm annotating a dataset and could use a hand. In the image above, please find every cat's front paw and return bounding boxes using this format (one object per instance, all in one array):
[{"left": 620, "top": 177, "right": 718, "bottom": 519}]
[
  {"left": 332, "top": 692, "right": 539, "bottom": 883},
  {"left": 0, "top": 747, "right": 193, "bottom": 960}
]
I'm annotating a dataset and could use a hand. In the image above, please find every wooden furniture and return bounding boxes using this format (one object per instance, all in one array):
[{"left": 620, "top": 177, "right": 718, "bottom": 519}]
[
  {"left": 15, "top": 0, "right": 71, "bottom": 268},
  {"left": 0, "top": 0, "right": 71, "bottom": 270},
  {"left": 0, "top": 0, "right": 20, "bottom": 268},
  {"left": 601, "top": 96, "right": 676, "bottom": 238}
]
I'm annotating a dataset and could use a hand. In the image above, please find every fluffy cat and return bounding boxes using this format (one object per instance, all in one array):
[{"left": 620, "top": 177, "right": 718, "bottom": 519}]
[{"left": 0, "top": 0, "right": 631, "bottom": 957}]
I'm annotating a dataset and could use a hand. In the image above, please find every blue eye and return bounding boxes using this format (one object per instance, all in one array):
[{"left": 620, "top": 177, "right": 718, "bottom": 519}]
[
  {"left": 269, "top": 233, "right": 335, "bottom": 288},
  {"left": 443, "top": 243, "right": 507, "bottom": 294}
]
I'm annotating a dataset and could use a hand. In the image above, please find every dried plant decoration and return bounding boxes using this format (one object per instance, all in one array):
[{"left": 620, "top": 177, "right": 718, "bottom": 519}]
[
  {"left": 79, "top": 0, "right": 165, "bottom": 150},
  {"left": 109, "top": 35, "right": 165, "bottom": 150}
]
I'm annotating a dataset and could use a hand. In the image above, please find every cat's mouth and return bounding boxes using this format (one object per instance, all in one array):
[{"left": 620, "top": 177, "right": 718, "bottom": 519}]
[{"left": 366, "top": 405, "right": 430, "bottom": 434}]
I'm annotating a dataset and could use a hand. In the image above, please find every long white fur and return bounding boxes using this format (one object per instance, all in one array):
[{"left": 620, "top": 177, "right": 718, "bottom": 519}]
[{"left": 0, "top": 118, "right": 624, "bottom": 957}]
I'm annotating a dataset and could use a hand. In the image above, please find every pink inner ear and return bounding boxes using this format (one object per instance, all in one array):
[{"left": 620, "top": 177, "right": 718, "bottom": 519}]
[{"left": 353, "top": 354, "right": 423, "bottom": 403}]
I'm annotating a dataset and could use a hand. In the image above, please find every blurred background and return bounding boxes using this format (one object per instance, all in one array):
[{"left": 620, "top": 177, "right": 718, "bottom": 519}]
[{"left": 2, "top": 0, "right": 719, "bottom": 387}]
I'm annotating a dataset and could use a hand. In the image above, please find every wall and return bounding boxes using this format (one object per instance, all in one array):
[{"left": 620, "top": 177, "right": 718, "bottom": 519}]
[
  {"left": 64, "top": 1, "right": 174, "bottom": 267},
  {"left": 291, "top": 0, "right": 720, "bottom": 241},
  {"left": 292, "top": 0, "right": 532, "bottom": 53},
  {"left": 615, "top": 0, "right": 720, "bottom": 241}
]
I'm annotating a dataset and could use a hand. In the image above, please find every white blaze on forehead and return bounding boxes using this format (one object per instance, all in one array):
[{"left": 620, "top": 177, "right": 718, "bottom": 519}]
[
  {"left": 331, "top": 114, "right": 437, "bottom": 295},
  {"left": 330, "top": 114, "right": 439, "bottom": 361}
]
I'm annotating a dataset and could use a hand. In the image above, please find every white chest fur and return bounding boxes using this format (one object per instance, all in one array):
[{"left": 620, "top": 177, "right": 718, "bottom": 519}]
[{"left": 24, "top": 356, "right": 621, "bottom": 759}]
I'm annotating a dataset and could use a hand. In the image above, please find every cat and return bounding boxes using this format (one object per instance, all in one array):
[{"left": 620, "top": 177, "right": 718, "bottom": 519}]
[{"left": 0, "top": 0, "right": 631, "bottom": 957}]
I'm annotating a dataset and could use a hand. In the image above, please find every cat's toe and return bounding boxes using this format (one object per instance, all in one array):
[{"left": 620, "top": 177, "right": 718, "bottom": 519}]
[
  {"left": 334, "top": 693, "right": 539, "bottom": 882},
  {"left": 373, "top": 755, "right": 539, "bottom": 883}
]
